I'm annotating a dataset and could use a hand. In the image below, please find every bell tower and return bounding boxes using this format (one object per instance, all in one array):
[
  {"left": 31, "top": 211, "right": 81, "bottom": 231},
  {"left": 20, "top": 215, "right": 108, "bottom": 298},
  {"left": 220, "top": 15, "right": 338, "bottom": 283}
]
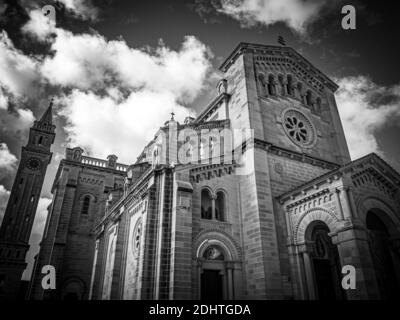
[
  {"left": 217, "top": 43, "right": 351, "bottom": 298},
  {"left": 0, "top": 100, "right": 55, "bottom": 300}
]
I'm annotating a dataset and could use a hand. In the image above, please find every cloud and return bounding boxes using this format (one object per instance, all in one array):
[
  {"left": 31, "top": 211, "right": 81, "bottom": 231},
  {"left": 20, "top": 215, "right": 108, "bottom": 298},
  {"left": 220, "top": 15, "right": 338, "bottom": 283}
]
[
  {"left": 0, "top": 108, "right": 35, "bottom": 136},
  {"left": 0, "top": 142, "right": 18, "bottom": 171},
  {"left": 335, "top": 76, "right": 400, "bottom": 159},
  {"left": 21, "top": 9, "right": 56, "bottom": 41},
  {"left": 59, "top": 89, "right": 192, "bottom": 163},
  {"left": 22, "top": 196, "right": 52, "bottom": 280},
  {"left": 58, "top": 0, "right": 99, "bottom": 21},
  {"left": 41, "top": 30, "right": 212, "bottom": 99},
  {"left": 0, "top": 30, "right": 41, "bottom": 97},
  {"left": 0, "top": 87, "right": 8, "bottom": 110},
  {"left": 0, "top": 185, "right": 11, "bottom": 226},
  {"left": 40, "top": 32, "right": 213, "bottom": 163},
  {"left": 217, "top": 0, "right": 332, "bottom": 35}
]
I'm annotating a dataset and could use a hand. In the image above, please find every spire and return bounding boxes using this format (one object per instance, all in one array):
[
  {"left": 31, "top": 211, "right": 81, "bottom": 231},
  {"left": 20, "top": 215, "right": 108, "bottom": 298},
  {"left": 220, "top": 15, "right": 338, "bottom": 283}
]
[
  {"left": 33, "top": 98, "right": 55, "bottom": 133},
  {"left": 39, "top": 98, "right": 53, "bottom": 125}
]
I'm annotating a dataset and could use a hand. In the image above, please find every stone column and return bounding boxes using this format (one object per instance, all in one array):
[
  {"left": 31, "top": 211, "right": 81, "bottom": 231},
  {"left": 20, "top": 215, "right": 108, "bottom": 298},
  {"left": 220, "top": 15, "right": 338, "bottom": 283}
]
[
  {"left": 226, "top": 262, "right": 234, "bottom": 299},
  {"left": 197, "top": 261, "right": 202, "bottom": 300},
  {"left": 288, "top": 244, "right": 308, "bottom": 299},
  {"left": 211, "top": 195, "right": 217, "bottom": 220},
  {"left": 334, "top": 188, "right": 344, "bottom": 220},
  {"left": 339, "top": 186, "right": 353, "bottom": 221},
  {"left": 331, "top": 227, "right": 380, "bottom": 299},
  {"left": 302, "top": 249, "right": 316, "bottom": 300}
]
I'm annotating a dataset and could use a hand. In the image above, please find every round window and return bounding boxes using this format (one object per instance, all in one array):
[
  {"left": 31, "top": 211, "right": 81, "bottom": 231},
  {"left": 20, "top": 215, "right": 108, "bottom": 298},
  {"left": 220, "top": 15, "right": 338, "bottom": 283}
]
[{"left": 282, "top": 109, "right": 316, "bottom": 147}]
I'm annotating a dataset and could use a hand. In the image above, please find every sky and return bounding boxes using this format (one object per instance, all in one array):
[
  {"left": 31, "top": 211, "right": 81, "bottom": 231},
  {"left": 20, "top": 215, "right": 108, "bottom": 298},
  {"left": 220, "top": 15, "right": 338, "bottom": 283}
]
[{"left": 0, "top": 0, "right": 399, "bottom": 280}]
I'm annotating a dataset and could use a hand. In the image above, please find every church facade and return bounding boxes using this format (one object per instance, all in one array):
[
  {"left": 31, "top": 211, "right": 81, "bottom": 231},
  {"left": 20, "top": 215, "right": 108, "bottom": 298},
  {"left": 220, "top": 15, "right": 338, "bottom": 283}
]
[{"left": 29, "top": 43, "right": 400, "bottom": 300}]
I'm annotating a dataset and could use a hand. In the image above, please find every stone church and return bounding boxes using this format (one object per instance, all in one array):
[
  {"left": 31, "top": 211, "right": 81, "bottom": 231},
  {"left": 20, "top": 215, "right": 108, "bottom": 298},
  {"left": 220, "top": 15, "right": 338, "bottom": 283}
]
[{"left": 23, "top": 42, "right": 400, "bottom": 300}]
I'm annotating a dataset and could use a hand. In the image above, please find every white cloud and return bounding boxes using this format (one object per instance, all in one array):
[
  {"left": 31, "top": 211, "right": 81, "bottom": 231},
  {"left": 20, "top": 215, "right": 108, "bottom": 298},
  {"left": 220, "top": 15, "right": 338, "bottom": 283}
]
[
  {"left": 59, "top": 89, "right": 192, "bottom": 163},
  {"left": 0, "top": 185, "right": 11, "bottom": 226},
  {"left": 41, "top": 30, "right": 211, "bottom": 99},
  {"left": 58, "top": 0, "right": 99, "bottom": 21},
  {"left": 0, "top": 87, "right": 8, "bottom": 109},
  {"left": 0, "top": 31, "right": 40, "bottom": 97},
  {"left": 23, "top": 196, "right": 52, "bottom": 280},
  {"left": 22, "top": 9, "right": 56, "bottom": 41},
  {"left": 335, "top": 76, "right": 400, "bottom": 159},
  {"left": 0, "top": 142, "right": 18, "bottom": 171},
  {"left": 217, "top": 0, "right": 331, "bottom": 34},
  {"left": 40, "top": 31, "right": 212, "bottom": 163}
]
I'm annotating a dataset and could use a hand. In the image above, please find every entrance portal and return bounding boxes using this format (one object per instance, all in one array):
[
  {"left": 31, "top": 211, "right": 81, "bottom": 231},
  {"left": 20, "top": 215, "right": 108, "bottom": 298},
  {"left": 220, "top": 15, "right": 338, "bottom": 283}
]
[
  {"left": 201, "top": 270, "right": 223, "bottom": 300},
  {"left": 309, "top": 222, "right": 344, "bottom": 300}
]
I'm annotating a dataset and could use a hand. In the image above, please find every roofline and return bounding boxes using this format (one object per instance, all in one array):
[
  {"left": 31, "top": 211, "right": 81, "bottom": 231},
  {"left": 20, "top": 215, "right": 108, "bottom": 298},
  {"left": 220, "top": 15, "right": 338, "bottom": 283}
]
[
  {"left": 219, "top": 42, "right": 339, "bottom": 91},
  {"left": 278, "top": 153, "right": 400, "bottom": 202}
]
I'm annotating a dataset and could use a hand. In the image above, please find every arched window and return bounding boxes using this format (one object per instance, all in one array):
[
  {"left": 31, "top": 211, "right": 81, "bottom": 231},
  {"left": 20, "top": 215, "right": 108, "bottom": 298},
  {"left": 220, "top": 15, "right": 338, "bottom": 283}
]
[
  {"left": 215, "top": 191, "right": 226, "bottom": 221},
  {"left": 267, "top": 75, "right": 275, "bottom": 95},
  {"left": 38, "top": 136, "right": 43, "bottom": 145},
  {"left": 81, "top": 196, "right": 91, "bottom": 215},
  {"left": 315, "top": 97, "right": 322, "bottom": 113},
  {"left": 258, "top": 73, "right": 266, "bottom": 96},
  {"left": 278, "top": 74, "right": 285, "bottom": 95},
  {"left": 201, "top": 189, "right": 212, "bottom": 219},
  {"left": 287, "top": 75, "right": 294, "bottom": 96},
  {"left": 306, "top": 90, "right": 313, "bottom": 107},
  {"left": 297, "top": 82, "right": 303, "bottom": 100}
]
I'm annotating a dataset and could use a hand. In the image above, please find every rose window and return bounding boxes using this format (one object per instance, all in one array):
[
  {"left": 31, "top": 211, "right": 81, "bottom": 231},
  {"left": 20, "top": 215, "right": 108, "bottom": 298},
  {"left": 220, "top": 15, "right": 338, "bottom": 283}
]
[{"left": 282, "top": 109, "right": 316, "bottom": 147}]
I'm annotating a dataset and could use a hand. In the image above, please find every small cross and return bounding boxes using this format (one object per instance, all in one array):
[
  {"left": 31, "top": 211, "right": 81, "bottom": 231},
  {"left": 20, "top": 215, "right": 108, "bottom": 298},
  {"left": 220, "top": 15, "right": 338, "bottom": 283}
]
[{"left": 170, "top": 111, "right": 175, "bottom": 120}]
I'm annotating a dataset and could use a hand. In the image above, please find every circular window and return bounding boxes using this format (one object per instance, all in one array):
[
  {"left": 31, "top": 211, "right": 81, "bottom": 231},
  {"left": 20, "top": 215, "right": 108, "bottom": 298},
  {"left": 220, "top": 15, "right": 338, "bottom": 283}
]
[
  {"left": 282, "top": 109, "right": 316, "bottom": 147},
  {"left": 132, "top": 219, "right": 142, "bottom": 257}
]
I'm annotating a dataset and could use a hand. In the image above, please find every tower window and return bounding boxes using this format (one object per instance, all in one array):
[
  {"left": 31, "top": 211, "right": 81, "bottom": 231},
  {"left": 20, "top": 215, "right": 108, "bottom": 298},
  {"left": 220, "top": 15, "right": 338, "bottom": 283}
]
[
  {"left": 267, "top": 75, "right": 275, "bottom": 95},
  {"left": 201, "top": 189, "right": 212, "bottom": 219},
  {"left": 258, "top": 73, "right": 266, "bottom": 96},
  {"left": 287, "top": 75, "right": 294, "bottom": 96},
  {"left": 315, "top": 97, "right": 322, "bottom": 113},
  {"left": 81, "top": 196, "right": 91, "bottom": 215},
  {"left": 306, "top": 90, "right": 313, "bottom": 107},
  {"left": 215, "top": 191, "right": 226, "bottom": 221},
  {"left": 38, "top": 136, "right": 43, "bottom": 145}
]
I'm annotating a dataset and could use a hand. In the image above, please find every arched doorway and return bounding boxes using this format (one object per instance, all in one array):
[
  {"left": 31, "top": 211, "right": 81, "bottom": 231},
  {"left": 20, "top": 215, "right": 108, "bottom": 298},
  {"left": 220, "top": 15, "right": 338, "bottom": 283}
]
[
  {"left": 306, "top": 221, "right": 344, "bottom": 300},
  {"left": 200, "top": 246, "right": 225, "bottom": 300},
  {"left": 62, "top": 278, "right": 85, "bottom": 300},
  {"left": 366, "top": 209, "right": 400, "bottom": 299},
  {"left": 195, "top": 232, "right": 243, "bottom": 300}
]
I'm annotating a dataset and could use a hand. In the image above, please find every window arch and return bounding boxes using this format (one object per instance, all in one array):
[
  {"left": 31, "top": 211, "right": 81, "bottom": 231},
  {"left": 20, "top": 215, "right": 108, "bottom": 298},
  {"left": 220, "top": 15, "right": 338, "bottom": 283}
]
[
  {"left": 215, "top": 191, "right": 226, "bottom": 221},
  {"left": 306, "top": 90, "right": 313, "bottom": 107},
  {"left": 257, "top": 73, "right": 266, "bottom": 96},
  {"left": 267, "top": 75, "right": 276, "bottom": 95},
  {"left": 201, "top": 188, "right": 212, "bottom": 219},
  {"left": 278, "top": 74, "right": 285, "bottom": 95},
  {"left": 287, "top": 75, "right": 294, "bottom": 96},
  {"left": 315, "top": 97, "right": 322, "bottom": 113},
  {"left": 81, "top": 196, "right": 91, "bottom": 215}
]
